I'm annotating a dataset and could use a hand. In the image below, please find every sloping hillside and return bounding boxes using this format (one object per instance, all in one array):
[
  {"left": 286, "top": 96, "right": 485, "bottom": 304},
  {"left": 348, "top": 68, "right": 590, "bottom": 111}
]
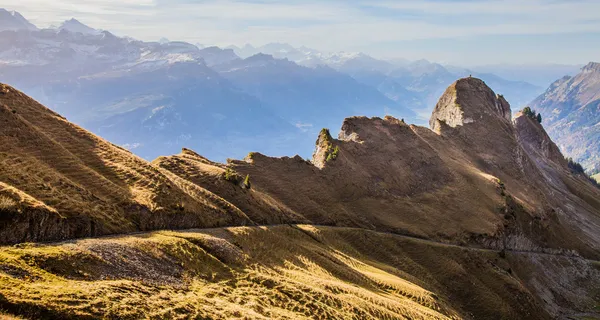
[
  {"left": 0, "top": 83, "right": 261, "bottom": 243},
  {"left": 3, "top": 77, "right": 600, "bottom": 255},
  {"left": 198, "top": 78, "right": 599, "bottom": 258},
  {"left": 2, "top": 225, "right": 597, "bottom": 319},
  {"left": 1, "top": 79, "right": 600, "bottom": 318}
]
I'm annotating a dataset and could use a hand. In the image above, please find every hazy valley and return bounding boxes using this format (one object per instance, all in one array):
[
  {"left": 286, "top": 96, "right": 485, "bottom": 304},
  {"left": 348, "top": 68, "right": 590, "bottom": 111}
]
[{"left": 0, "top": 9, "right": 566, "bottom": 162}]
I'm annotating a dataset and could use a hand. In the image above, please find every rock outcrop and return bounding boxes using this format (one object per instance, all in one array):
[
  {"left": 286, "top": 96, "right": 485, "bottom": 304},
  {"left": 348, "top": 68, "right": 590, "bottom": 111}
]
[{"left": 430, "top": 77, "right": 511, "bottom": 133}]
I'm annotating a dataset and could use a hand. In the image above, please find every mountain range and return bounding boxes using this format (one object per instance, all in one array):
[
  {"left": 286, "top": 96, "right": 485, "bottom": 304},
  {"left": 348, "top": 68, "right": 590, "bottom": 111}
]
[
  {"left": 1, "top": 75, "right": 599, "bottom": 318},
  {"left": 0, "top": 9, "right": 551, "bottom": 162},
  {"left": 229, "top": 43, "right": 545, "bottom": 116},
  {"left": 529, "top": 62, "right": 600, "bottom": 174}
]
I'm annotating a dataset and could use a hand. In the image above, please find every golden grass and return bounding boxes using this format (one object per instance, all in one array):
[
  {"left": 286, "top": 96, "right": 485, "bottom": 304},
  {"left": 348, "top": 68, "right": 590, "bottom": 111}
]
[
  {"left": 0, "top": 196, "right": 16, "bottom": 211},
  {"left": 0, "top": 83, "right": 255, "bottom": 242},
  {"left": 0, "top": 312, "right": 24, "bottom": 320},
  {"left": 0, "top": 225, "right": 571, "bottom": 319}
]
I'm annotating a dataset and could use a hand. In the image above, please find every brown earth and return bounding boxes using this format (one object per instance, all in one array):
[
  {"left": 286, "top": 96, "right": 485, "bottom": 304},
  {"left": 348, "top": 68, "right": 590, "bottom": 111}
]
[
  {"left": 0, "top": 78, "right": 599, "bottom": 318},
  {"left": 1, "top": 225, "right": 598, "bottom": 320}
]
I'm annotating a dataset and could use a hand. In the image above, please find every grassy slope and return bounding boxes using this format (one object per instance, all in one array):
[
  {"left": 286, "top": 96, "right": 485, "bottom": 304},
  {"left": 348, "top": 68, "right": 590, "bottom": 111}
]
[
  {"left": 1, "top": 225, "right": 596, "bottom": 320},
  {"left": 1, "top": 80, "right": 600, "bottom": 319},
  {"left": 593, "top": 173, "right": 600, "bottom": 183},
  {"left": 0, "top": 83, "right": 257, "bottom": 243}
]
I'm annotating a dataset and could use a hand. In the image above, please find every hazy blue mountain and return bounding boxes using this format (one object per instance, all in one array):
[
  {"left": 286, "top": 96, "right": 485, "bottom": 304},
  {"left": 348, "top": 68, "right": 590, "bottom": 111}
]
[
  {"left": 80, "top": 62, "right": 302, "bottom": 160},
  {"left": 0, "top": 11, "right": 551, "bottom": 160},
  {"left": 0, "top": 11, "right": 418, "bottom": 161},
  {"left": 529, "top": 62, "right": 600, "bottom": 172},
  {"left": 58, "top": 18, "right": 100, "bottom": 35},
  {"left": 241, "top": 44, "right": 544, "bottom": 123},
  {"left": 214, "top": 53, "right": 416, "bottom": 132},
  {"left": 197, "top": 46, "right": 241, "bottom": 66},
  {"left": 0, "top": 8, "right": 37, "bottom": 31}
]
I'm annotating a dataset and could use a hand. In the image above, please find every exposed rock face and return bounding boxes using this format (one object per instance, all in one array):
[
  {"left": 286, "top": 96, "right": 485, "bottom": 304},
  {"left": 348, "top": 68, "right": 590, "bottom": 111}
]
[
  {"left": 430, "top": 77, "right": 511, "bottom": 133},
  {"left": 513, "top": 111, "right": 566, "bottom": 167},
  {"left": 530, "top": 62, "right": 600, "bottom": 171},
  {"left": 312, "top": 128, "right": 335, "bottom": 169}
]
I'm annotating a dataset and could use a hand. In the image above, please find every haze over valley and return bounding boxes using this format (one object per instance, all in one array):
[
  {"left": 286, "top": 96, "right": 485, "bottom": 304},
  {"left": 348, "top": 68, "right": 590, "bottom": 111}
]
[{"left": 0, "top": 8, "right": 587, "bottom": 164}]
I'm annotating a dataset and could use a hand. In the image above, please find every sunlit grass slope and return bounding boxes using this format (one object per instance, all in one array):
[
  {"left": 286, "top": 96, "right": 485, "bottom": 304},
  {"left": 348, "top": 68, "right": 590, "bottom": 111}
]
[{"left": 0, "top": 225, "right": 567, "bottom": 319}]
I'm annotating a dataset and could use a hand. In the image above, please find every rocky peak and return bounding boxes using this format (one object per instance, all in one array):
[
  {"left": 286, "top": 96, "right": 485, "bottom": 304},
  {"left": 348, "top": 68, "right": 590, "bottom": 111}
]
[
  {"left": 582, "top": 61, "right": 600, "bottom": 73},
  {"left": 429, "top": 77, "right": 511, "bottom": 133},
  {"left": 246, "top": 53, "right": 275, "bottom": 62},
  {"left": 58, "top": 18, "right": 99, "bottom": 35},
  {"left": 312, "top": 128, "right": 335, "bottom": 168},
  {"left": 0, "top": 8, "right": 37, "bottom": 31},
  {"left": 198, "top": 46, "right": 240, "bottom": 66}
]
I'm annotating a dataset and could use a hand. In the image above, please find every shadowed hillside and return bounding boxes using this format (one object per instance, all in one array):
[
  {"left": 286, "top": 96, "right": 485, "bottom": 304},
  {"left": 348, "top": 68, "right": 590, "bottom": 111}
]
[
  {"left": 0, "top": 83, "right": 258, "bottom": 243},
  {"left": 161, "top": 78, "right": 600, "bottom": 259},
  {"left": 1, "top": 79, "right": 600, "bottom": 318}
]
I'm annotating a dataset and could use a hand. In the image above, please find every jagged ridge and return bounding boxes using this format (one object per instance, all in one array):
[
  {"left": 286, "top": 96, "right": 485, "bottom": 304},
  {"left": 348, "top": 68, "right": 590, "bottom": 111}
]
[{"left": 1, "top": 78, "right": 600, "bottom": 318}]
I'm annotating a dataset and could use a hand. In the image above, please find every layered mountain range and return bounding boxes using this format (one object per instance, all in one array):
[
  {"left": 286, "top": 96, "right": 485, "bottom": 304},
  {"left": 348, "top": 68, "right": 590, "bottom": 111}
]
[
  {"left": 230, "top": 43, "right": 545, "bottom": 116},
  {"left": 0, "top": 75, "right": 599, "bottom": 318},
  {"left": 0, "top": 9, "right": 547, "bottom": 162}
]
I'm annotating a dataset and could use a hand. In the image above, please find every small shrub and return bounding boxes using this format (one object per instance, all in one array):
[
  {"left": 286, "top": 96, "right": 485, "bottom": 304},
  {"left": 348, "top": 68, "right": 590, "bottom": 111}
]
[
  {"left": 243, "top": 174, "right": 251, "bottom": 189},
  {"left": 496, "top": 179, "right": 506, "bottom": 196},
  {"left": 223, "top": 168, "right": 239, "bottom": 183},
  {"left": 320, "top": 128, "right": 332, "bottom": 142},
  {"left": 567, "top": 157, "right": 585, "bottom": 174},
  {"left": 522, "top": 106, "right": 542, "bottom": 123},
  {"left": 325, "top": 145, "right": 340, "bottom": 162}
]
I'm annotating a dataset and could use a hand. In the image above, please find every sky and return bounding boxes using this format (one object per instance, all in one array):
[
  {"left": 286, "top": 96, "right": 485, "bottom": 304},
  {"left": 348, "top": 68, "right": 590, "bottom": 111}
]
[{"left": 3, "top": 0, "right": 600, "bottom": 66}]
